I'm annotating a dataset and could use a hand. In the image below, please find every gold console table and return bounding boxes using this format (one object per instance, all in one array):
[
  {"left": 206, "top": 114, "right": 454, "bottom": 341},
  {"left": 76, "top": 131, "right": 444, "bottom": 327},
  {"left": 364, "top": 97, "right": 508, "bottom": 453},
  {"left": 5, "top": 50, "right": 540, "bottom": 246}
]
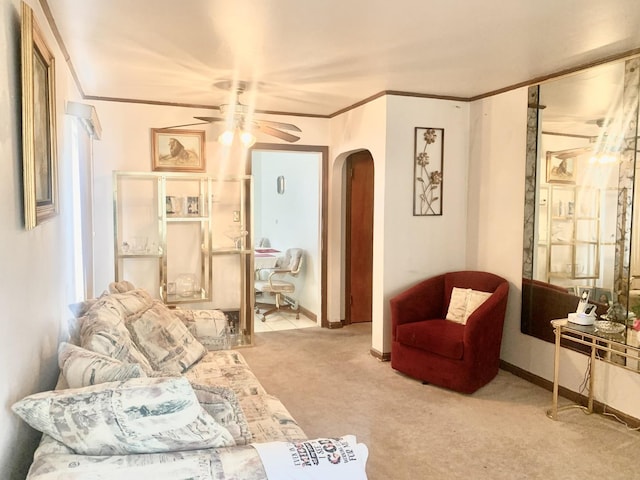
[{"left": 548, "top": 318, "right": 640, "bottom": 420}]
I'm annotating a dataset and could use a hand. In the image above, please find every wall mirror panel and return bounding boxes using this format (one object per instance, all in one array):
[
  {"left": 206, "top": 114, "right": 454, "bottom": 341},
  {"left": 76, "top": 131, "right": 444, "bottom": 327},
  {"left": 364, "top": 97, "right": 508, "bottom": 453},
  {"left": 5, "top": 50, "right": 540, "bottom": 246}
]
[{"left": 522, "top": 57, "right": 640, "bottom": 355}]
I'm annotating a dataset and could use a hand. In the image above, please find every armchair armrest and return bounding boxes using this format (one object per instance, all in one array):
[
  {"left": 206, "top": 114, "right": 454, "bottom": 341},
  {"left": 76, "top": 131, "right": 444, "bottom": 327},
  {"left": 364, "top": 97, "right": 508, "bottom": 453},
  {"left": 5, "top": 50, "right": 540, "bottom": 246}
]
[
  {"left": 173, "top": 309, "right": 230, "bottom": 351},
  {"left": 463, "top": 282, "right": 509, "bottom": 357}
]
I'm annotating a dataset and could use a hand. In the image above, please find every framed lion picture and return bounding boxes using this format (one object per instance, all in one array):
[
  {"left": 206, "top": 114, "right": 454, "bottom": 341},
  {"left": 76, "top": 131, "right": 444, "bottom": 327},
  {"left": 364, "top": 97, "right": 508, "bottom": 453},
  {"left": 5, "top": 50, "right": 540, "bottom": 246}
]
[{"left": 151, "top": 128, "right": 205, "bottom": 172}]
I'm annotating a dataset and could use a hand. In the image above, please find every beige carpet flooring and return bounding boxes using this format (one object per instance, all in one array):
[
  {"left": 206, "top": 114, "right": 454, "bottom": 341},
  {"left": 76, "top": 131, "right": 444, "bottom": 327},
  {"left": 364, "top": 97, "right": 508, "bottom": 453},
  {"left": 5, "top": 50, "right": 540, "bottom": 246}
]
[{"left": 239, "top": 323, "right": 640, "bottom": 480}]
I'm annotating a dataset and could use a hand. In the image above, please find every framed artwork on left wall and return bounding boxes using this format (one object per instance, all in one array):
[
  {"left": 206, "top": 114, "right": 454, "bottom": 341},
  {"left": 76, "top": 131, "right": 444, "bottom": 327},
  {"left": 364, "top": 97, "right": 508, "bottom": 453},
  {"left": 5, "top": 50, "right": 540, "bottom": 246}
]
[{"left": 21, "top": 2, "right": 58, "bottom": 230}]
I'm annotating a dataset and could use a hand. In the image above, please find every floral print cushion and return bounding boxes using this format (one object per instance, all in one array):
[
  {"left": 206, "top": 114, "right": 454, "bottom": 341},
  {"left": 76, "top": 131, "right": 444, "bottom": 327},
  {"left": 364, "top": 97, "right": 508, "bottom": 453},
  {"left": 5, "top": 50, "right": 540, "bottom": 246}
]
[
  {"left": 238, "top": 394, "right": 307, "bottom": 443},
  {"left": 79, "top": 295, "right": 154, "bottom": 374},
  {"left": 58, "top": 342, "right": 147, "bottom": 388},
  {"left": 12, "top": 376, "right": 235, "bottom": 455},
  {"left": 185, "top": 350, "right": 267, "bottom": 397},
  {"left": 192, "top": 383, "right": 253, "bottom": 445},
  {"left": 108, "top": 280, "right": 136, "bottom": 294},
  {"left": 174, "top": 309, "right": 230, "bottom": 351},
  {"left": 125, "top": 301, "right": 207, "bottom": 374},
  {"left": 26, "top": 448, "right": 271, "bottom": 480}
]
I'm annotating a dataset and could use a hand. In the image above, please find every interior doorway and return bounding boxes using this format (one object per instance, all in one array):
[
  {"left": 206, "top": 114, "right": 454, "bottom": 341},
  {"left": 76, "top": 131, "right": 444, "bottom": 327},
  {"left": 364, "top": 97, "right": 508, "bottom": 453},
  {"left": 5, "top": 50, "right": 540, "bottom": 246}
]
[
  {"left": 345, "top": 150, "right": 374, "bottom": 324},
  {"left": 248, "top": 144, "right": 328, "bottom": 331}
]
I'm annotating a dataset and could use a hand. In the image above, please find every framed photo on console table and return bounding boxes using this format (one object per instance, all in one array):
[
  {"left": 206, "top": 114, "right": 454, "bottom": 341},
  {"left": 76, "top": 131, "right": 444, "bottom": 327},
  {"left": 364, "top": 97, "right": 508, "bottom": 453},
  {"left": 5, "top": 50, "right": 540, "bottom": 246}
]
[
  {"left": 21, "top": 2, "right": 58, "bottom": 230},
  {"left": 151, "top": 128, "right": 205, "bottom": 172}
]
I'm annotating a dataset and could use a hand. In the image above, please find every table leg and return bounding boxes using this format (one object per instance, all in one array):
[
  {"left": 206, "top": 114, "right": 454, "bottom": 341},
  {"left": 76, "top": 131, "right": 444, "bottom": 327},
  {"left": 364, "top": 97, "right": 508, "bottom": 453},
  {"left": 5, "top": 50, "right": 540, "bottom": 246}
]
[
  {"left": 588, "top": 336, "right": 596, "bottom": 413},
  {"left": 550, "top": 322, "right": 561, "bottom": 420}
]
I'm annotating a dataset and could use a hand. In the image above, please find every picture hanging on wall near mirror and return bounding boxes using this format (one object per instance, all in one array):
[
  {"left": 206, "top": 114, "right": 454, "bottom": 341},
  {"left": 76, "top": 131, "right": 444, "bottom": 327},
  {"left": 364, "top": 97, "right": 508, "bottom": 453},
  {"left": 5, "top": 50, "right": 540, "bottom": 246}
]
[
  {"left": 546, "top": 151, "right": 576, "bottom": 184},
  {"left": 413, "top": 127, "right": 444, "bottom": 216}
]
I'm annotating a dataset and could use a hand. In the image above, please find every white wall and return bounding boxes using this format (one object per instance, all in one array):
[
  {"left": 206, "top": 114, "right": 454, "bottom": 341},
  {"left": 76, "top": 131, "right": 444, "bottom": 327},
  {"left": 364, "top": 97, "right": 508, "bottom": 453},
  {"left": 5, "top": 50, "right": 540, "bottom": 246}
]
[
  {"left": 329, "top": 95, "right": 471, "bottom": 353},
  {"left": 0, "top": 0, "right": 83, "bottom": 477},
  {"left": 467, "top": 87, "right": 640, "bottom": 420},
  {"left": 252, "top": 150, "right": 321, "bottom": 316},
  {"left": 328, "top": 96, "right": 387, "bottom": 340}
]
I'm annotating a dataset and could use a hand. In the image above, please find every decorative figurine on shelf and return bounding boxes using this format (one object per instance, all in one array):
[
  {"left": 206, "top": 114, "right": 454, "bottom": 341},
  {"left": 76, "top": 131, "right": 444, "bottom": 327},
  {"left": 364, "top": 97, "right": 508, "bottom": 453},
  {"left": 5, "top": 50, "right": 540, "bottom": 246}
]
[
  {"left": 224, "top": 225, "right": 248, "bottom": 249},
  {"left": 605, "top": 302, "right": 628, "bottom": 323},
  {"left": 175, "top": 274, "right": 197, "bottom": 297}
]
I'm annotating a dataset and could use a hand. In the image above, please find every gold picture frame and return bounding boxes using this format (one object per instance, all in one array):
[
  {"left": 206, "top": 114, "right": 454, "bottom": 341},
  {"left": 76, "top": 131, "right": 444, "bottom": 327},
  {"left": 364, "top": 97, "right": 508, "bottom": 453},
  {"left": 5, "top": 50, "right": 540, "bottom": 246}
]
[
  {"left": 21, "top": 2, "right": 58, "bottom": 230},
  {"left": 151, "top": 128, "right": 206, "bottom": 172},
  {"left": 546, "top": 151, "right": 576, "bottom": 184}
]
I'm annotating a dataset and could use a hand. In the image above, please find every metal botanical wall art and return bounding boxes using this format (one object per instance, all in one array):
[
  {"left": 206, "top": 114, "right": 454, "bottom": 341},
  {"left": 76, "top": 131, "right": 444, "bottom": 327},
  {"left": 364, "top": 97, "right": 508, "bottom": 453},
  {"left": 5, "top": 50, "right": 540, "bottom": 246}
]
[{"left": 413, "top": 127, "right": 444, "bottom": 216}]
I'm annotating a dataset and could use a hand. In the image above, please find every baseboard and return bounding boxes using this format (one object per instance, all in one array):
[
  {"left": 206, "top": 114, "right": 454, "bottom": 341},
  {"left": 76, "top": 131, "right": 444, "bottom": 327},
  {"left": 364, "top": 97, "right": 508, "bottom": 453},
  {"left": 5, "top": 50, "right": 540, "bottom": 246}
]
[
  {"left": 327, "top": 320, "right": 344, "bottom": 329},
  {"left": 500, "top": 360, "right": 640, "bottom": 428},
  {"left": 299, "top": 305, "right": 316, "bottom": 322},
  {"left": 255, "top": 301, "right": 316, "bottom": 323},
  {"left": 370, "top": 348, "right": 391, "bottom": 361}
]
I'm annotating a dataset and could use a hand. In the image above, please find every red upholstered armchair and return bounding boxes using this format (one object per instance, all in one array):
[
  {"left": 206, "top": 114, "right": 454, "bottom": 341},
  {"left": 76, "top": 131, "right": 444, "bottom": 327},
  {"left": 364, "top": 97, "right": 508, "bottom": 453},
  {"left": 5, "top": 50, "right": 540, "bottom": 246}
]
[{"left": 390, "top": 271, "right": 509, "bottom": 394}]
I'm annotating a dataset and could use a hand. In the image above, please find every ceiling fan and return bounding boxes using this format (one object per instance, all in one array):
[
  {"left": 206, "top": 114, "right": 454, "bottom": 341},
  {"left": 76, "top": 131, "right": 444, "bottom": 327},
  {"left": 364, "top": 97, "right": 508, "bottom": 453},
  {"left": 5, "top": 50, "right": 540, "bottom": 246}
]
[
  {"left": 164, "top": 81, "right": 302, "bottom": 144},
  {"left": 550, "top": 117, "right": 633, "bottom": 161}
]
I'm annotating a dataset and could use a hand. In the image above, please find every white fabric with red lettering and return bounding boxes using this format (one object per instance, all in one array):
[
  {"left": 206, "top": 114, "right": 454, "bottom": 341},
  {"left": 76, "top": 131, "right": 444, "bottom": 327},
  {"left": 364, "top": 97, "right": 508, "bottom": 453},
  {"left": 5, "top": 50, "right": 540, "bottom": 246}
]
[{"left": 252, "top": 435, "right": 368, "bottom": 479}]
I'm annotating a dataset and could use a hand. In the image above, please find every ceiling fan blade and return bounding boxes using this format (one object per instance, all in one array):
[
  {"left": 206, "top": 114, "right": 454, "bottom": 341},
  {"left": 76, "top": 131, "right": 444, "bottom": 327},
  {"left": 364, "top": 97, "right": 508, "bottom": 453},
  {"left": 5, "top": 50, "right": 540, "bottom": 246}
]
[
  {"left": 194, "top": 116, "right": 225, "bottom": 123},
  {"left": 553, "top": 146, "right": 592, "bottom": 159},
  {"left": 257, "top": 124, "right": 301, "bottom": 143},
  {"left": 160, "top": 121, "right": 209, "bottom": 129},
  {"left": 254, "top": 119, "right": 302, "bottom": 132}
]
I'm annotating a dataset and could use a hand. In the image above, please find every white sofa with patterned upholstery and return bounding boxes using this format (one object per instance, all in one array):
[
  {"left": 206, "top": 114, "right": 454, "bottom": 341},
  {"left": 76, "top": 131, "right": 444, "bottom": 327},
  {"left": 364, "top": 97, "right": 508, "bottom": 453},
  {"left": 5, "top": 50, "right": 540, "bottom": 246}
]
[{"left": 13, "top": 283, "right": 368, "bottom": 479}]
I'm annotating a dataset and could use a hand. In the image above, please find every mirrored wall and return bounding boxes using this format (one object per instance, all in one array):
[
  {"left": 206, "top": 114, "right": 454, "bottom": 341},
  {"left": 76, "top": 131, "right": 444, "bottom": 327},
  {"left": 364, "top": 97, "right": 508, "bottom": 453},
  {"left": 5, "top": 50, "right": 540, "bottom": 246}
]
[{"left": 522, "top": 57, "right": 640, "bottom": 349}]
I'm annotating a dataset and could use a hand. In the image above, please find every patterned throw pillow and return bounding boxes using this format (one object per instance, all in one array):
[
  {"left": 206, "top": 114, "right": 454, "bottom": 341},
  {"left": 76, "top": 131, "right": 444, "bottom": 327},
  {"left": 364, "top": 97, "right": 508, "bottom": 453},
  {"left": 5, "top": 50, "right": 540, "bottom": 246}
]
[
  {"left": 126, "top": 301, "right": 206, "bottom": 374},
  {"left": 80, "top": 301, "right": 154, "bottom": 375},
  {"left": 68, "top": 297, "right": 100, "bottom": 318},
  {"left": 108, "top": 280, "right": 136, "bottom": 294},
  {"left": 12, "top": 376, "right": 235, "bottom": 455},
  {"left": 173, "top": 309, "right": 230, "bottom": 351},
  {"left": 58, "top": 342, "right": 147, "bottom": 388},
  {"left": 191, "top": 383, "right": 253, "bottom": 445}
]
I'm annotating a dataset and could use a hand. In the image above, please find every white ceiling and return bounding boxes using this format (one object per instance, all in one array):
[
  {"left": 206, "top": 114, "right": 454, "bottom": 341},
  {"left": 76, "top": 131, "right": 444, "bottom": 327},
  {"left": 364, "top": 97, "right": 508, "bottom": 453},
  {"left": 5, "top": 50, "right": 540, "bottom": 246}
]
[{"left": 46, "top": 0, "right": 640, "bottom": 118}]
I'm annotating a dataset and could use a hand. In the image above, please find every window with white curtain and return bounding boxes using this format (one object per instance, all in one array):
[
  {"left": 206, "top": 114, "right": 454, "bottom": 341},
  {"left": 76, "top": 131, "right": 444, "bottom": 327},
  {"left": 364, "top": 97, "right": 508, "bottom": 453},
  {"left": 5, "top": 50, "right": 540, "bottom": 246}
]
[{"left": 68, "top": 110, "right": 96, "bottom": 299}]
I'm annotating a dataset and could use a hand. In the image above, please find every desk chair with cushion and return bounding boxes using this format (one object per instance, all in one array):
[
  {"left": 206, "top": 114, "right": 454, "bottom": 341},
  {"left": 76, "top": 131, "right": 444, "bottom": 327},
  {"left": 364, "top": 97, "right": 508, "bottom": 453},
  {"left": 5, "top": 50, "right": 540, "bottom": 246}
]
[
  {"left": 254, "top": 248, "right": 304, "bottom": 322},
  {"left": 390, "top": 270, "right": 509, "bottom": 394}
]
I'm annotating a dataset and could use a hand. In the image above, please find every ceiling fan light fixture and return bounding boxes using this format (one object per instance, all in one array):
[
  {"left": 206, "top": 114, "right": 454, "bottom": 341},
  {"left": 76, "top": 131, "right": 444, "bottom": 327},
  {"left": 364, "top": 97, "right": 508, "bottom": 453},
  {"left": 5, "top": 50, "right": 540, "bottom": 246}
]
[
  {"left": 218, "top": 129, "right": 235, "bottom": 146},
  {"left": 217, "top": 128, "right": 256, "bottom": 147},
  {"left": 240, "top": 130, "right": 256, "bottom": 147}
]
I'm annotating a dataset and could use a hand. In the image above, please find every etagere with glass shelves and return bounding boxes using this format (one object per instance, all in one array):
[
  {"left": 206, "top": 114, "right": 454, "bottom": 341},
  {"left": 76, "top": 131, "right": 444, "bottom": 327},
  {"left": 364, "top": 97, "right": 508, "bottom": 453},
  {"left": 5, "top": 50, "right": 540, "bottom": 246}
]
[
  {"left": 113, "top": 171, "right": 253, "bottom": 346},
  {"left": 537, "top": 185, "right": 602, "bottom": 286}
]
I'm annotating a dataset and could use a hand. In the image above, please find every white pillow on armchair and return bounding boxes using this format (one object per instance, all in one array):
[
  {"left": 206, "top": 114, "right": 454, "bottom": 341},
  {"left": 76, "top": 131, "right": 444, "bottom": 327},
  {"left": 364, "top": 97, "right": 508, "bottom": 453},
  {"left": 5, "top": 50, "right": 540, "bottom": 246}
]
[{"left": 446, "top": 287, "right": 492, "bottom": 325}]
